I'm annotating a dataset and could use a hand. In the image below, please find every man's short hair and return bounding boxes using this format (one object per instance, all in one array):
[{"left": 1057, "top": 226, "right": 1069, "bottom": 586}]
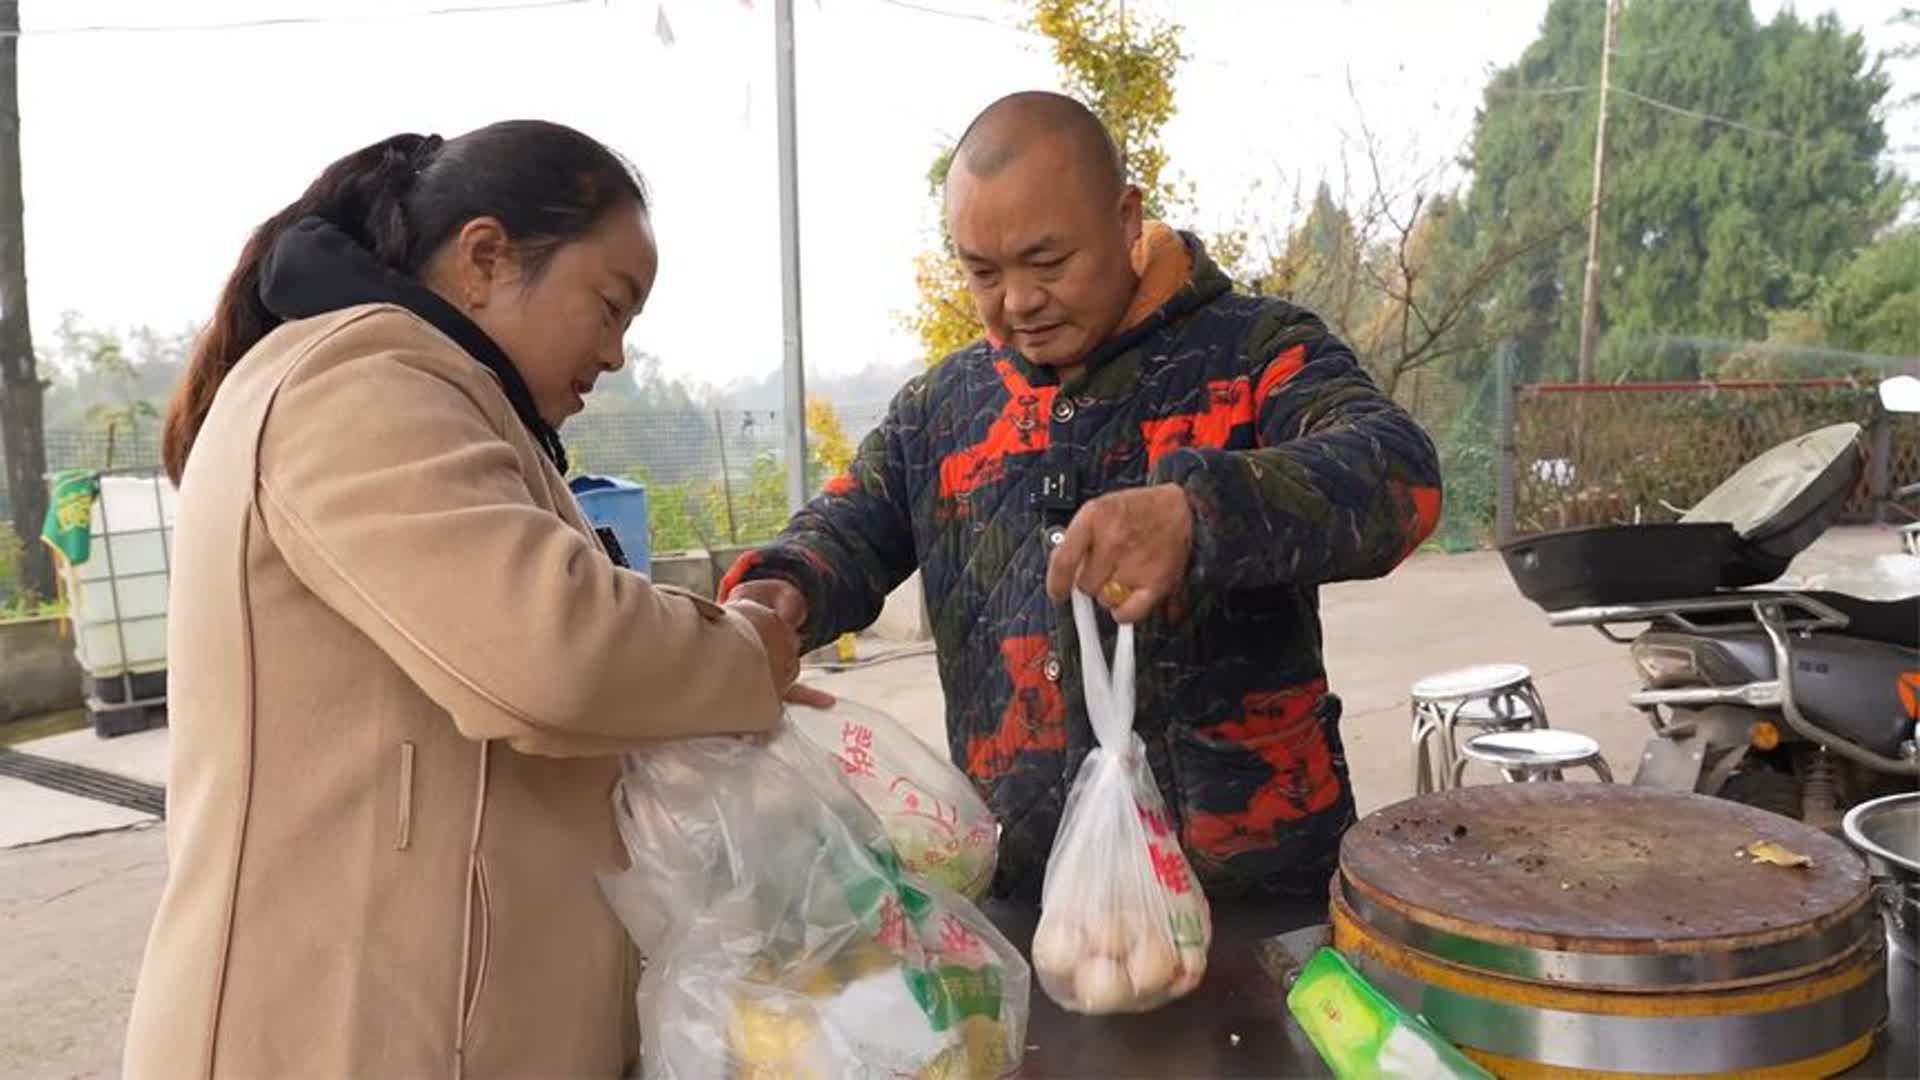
[{"left": 951, "top": 91, "right": 1126, "bottom": 198}]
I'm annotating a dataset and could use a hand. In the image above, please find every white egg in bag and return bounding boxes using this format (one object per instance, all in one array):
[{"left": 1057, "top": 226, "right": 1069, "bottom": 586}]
[{"left": 1030, "top": 591, "right": 1213, "bottom": 1015}]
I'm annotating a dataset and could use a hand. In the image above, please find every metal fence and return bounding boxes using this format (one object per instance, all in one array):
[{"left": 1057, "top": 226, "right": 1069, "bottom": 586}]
[
  {"left": 1394, "top": 360, "right": 1503, "bottom": 552},
  {"left": 566, "top": 403, "right": 888, "bottom": 485},
  {"left": 1503, "top": 379, "right": 1919, "bottom": 538},
  {"left": 0, "top": 428, "right": 166, "bottom": 522},
  {"left": 44, "top": 428, "right": 163, "bottom": 475},
  {"left": 7, "top": 377, "right": 1913, "bottom": 557},
  {"left": 0, "top": 406, "right": 894, "bottom": 554},
  {"left": 566, "top": 404, "right": 891, "bottom": 552}
]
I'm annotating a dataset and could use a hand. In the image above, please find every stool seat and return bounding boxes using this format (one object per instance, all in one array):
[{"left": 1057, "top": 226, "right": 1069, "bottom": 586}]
[
  {"left": 1453, "top": 697, "right": 1536, "bottom": 729},
  {"left": 1456, "top": 728, "right": 1614, "bottom": 786},
  {"left": 1411, "top": 663, "right": 1534, "bottom": 702},
  {"left": 1461, "top": 729, "right": 1601, "bottom": 770},
  {"left": 1409, "top": 663, "right": 1551, "bottom": 796}
]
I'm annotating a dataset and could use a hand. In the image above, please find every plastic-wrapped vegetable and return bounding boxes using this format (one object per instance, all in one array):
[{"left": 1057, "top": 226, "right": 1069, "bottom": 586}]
[
  {"left": 1288, "top": 948, "right": 1494, "bottom": 1079},
  {"left": 1029, "top": 592, "right": 1212, "bottom": 1014},
  {"left": 788, "top": 700, "right": 1000, "bottom": 899},
  {"left": 600, "top": 724, "right": 1029, "bottom": 1080}
]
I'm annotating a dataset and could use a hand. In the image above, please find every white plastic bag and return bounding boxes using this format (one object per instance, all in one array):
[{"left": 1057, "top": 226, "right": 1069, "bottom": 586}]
[
  {"left": 602, "top": 724, "right": 1029, "bottom": 1080},
  {"left": 788, "top": 700, "right": 1000, "bottom": 899},
  {"left": 1029, "top": 591, "right": 1212, "bottom": 1014}
]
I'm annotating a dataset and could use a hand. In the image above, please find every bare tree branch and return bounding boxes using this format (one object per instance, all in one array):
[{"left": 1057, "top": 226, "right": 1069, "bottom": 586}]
[{"left": 1235, "top": 77, "right": 1635, "bottom": 392}]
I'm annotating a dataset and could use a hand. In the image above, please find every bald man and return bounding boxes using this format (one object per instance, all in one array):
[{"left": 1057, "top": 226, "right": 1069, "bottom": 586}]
[{"left": 726, "top": 92, "right": 1442, "bottom": 903}]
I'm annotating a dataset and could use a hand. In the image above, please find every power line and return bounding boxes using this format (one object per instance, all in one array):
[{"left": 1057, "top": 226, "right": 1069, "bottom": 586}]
[
  {"left": 859, "top": 0, "right": 1918, "bottom": 173},
  {"left": 867, "top": 0, "right": 1548, "bottom": 100},
  {"left": 23, "top": 0, "right": 1903, "bottom": 166},
  {"left": 864, "top": 0, "right": 1577, "bottom": 113},
  {"left": 0, "top": 0, "right": 596, "bottom": 38},
  {"left": 1485, "top": 83, "right": 1593, "bottom": 97},
  {"left": 1608, "top": 43, "right": 1688, "bottom": 59},
  {"left": 1613, "top": 85, "right": 1915, "bottom": 161},
  {"left": 1467, "top": 77, "right": 1913, "bottom": 164},
  {"left": 1613, "top": 87, "right": 1795, "bottom": 142},
  {"left": 872, "top": 0, "right": 1034, "bottom": 33}
]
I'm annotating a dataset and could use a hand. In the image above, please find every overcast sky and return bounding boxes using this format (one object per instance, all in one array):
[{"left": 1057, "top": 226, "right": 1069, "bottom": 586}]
[{"left": 15, "top": 0, "right": 1918, "bottom": 392}]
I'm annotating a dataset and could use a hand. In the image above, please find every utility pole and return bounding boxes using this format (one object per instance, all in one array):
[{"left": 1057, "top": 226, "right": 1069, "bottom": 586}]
[
  {"left": 774, "top": 0, "right": 809, "bottom": 513},
  {"left": 1575, "top": 0, "right": 1619, "bottom": 385},
  {"left": 1495, "top": 342, "right": 1517, "bottom": 543}
]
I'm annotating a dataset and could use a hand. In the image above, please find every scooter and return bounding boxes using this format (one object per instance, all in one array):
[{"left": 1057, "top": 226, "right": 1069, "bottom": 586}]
[
  {"left": 1501, "top": 387, "right": 1920, "bottom": 827},
  {"left": 1878, "top": 375, "right": 1920, "bottom": 556},
  {"left": 1542, "top": 585, "right": 1917, "bottom": 828}
]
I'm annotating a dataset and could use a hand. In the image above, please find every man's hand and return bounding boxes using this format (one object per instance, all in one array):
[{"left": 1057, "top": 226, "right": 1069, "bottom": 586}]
[
  {"left": 726, "top": 578, "right": 808, "bottom": 629},
  {"left": 1045, "top": 484, "right": 1193, "bottom": 624},
  {"left": 722, "top": 577, "right": 837, "bottom": 707},
  {"left": 726, "top": 597, "right": 802, "bottom": 695}
]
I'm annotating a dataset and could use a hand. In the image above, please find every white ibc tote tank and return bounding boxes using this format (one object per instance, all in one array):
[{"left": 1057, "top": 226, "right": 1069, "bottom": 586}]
[{"left": 61, "top": 470, "right": 176, "bottom": 694}]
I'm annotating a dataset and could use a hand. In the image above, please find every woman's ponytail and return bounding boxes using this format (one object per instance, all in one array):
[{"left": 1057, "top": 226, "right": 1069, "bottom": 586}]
[{"left": 160, "top": 133, "right": 439, "bottom": 484}]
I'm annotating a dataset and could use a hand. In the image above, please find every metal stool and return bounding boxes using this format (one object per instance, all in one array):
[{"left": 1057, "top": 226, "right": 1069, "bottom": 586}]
[
  {"left": 1410, "top": 663, "right": 1550, "bottom": 795},
  {"left": 1453, "top": 729, "right": 1615, "bottom": 786}
]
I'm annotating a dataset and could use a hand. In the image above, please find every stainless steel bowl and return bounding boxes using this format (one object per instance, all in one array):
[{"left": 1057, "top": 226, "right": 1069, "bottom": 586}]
[{"left": 1843, "top": 792, "right": 1920, "bottom": 966}]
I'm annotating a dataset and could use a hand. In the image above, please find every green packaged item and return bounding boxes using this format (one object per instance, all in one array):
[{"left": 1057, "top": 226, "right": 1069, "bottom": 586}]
[
  {"left": 42, "top": 470, "right": 98, "bottom": 566},
  {"left": 1285, "top": 948, "right": 1492, "bottom": 1080}
]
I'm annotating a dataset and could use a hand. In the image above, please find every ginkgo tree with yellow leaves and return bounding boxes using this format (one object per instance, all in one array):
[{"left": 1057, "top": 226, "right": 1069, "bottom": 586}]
[
  {"left": 904, "top": 0, "right": 1186, "bottom": 368},
  {"left": 805, "top": 396, "right": 855, "bottom": 483},
  {"left": 804, "top": 396, "right": 863, "bottom": 659},
  {"left": 897, "top": 0, "right": 1532, "bottom": 401}
]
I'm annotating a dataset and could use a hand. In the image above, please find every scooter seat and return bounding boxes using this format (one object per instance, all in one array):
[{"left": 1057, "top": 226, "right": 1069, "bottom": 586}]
[
  {"left": 1686, "top": 590, "right": 1917, "bottom": 650},
  {"left": 1815, "top": 591, "right": 1920, "bottom": 650}
]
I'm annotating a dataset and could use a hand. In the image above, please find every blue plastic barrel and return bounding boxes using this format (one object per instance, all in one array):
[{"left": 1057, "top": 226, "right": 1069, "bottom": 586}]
[{"left": 568, "top": 475, "right": 651, "bottom": 574}]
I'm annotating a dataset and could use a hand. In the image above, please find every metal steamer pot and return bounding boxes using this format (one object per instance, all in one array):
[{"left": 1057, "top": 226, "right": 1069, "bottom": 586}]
[{"left": 1843, "top": 792, "right": 1920, "bottom": 967}]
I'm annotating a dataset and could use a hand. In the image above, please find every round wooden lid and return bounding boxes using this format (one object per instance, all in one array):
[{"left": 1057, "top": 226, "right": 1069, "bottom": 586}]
[{"left": 1340, "top": 784, "right": 1871, "bottom": 954}]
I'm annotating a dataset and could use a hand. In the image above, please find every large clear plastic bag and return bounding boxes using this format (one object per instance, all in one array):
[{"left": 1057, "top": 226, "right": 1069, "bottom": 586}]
[
  {"left": 1029, "top": 591, "right": 1213, "bottom": 1014},
  {"left": 788, "top": 700, "right": 1000, "bottom": 899},
  {"left": 601, "top": 725, "right": 1030, "bottom": 1080}
]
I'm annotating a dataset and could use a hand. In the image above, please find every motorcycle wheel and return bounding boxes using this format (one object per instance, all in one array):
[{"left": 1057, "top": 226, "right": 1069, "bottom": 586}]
[{"left": 1719, "top": 765, "right": 1803, "bottom": 821}]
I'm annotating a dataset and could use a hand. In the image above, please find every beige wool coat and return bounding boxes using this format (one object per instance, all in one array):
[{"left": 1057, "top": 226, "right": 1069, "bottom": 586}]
[{"left": 123, "top": 304, "right": 783, "bottom": 1079}]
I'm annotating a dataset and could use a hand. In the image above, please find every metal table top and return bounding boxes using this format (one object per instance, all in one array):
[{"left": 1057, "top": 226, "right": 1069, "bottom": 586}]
[
  {"left": 984, "top": 899, "right": 1917, "bottom": 1079},
  {"left": 983, "top": 898, "right": 1332, "bottom": 1079}
]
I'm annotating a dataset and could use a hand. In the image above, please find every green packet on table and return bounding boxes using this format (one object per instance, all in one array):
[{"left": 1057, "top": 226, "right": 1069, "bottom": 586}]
[{"left": 1285, "top": 948, "right": 1493, "bottom": 1080}]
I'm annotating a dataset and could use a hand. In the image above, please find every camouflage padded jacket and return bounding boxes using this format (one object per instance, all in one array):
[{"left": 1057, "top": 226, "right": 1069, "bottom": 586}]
[{"left": 725, "top": 225, "right": 1442, "bottom": 901}]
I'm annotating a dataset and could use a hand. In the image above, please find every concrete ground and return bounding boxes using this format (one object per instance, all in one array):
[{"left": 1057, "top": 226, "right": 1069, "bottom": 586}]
[
  {"left": 0, "top": 526, "right": 1904, "bottom": 1079},
  {"left": 0, "top": 826, "right": 164, "bottom": 1080},
  {"left": 21, "top": 727, "right": 171, "bottom": 788},
  {"left": 813, "top": 529, "right": 1796, "bottom": 815},
  {"left": 0, "top": 728, "right": 167, "bottom": 850}
]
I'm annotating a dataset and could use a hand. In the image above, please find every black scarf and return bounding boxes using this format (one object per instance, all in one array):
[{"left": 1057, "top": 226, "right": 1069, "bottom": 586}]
[{"left": 257, "top": 216, "right": 569, "bottom": 474}]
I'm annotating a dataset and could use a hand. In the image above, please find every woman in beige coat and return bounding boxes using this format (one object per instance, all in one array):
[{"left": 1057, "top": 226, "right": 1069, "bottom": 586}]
[{"left": 123, "top": 120, "right": 800, "bottom": 1079}]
